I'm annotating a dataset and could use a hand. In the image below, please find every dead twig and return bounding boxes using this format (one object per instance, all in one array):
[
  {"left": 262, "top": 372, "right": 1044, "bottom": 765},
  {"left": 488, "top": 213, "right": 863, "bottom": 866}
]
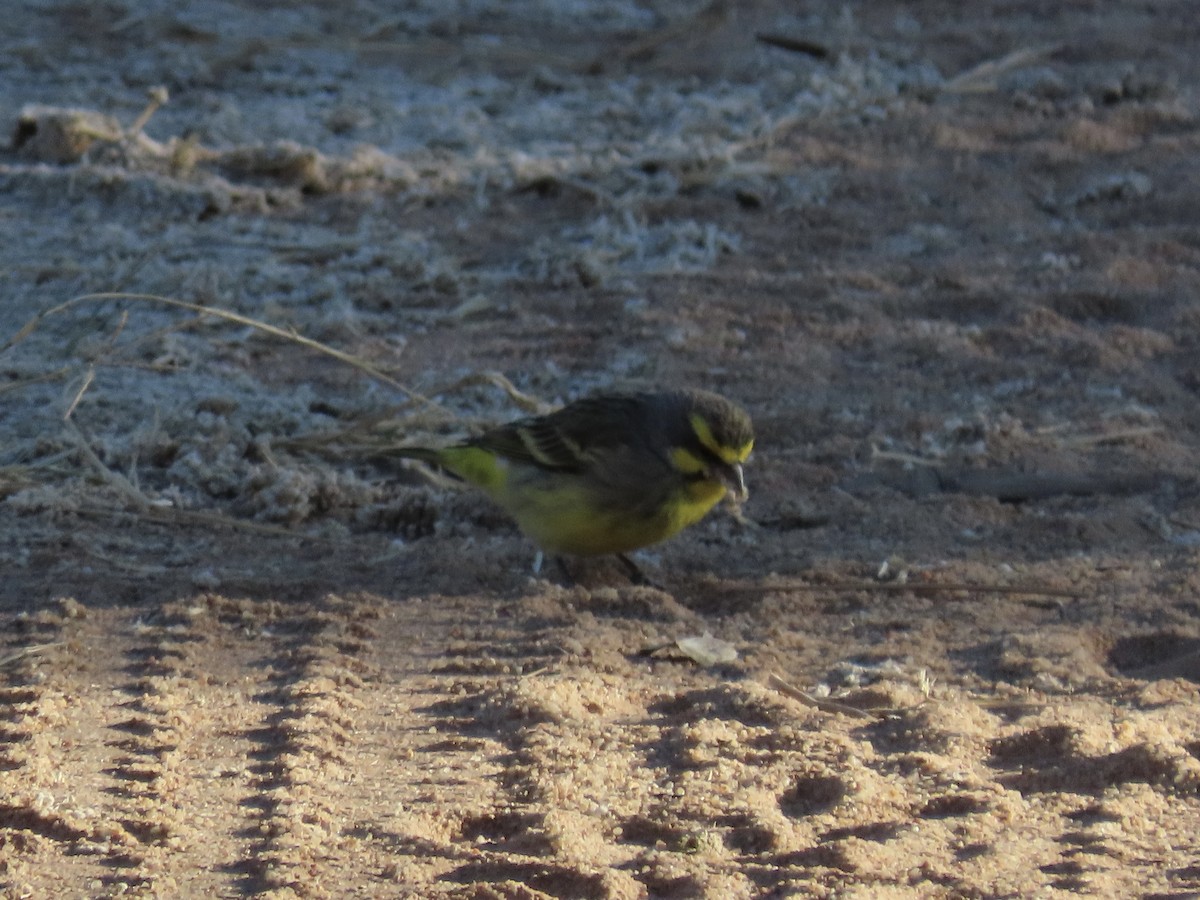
[
  {"left": 128, "top": 86, "right": 169, "bottom": 136},
  {"left": 66, "top": 419, "right": 323, "bottom": 541},
  {"left": 1058, "top": 426, "right": 1164, "bottom": 448},
  {"left": 428, "top": 371, "right": 554, "bottom": 416},
  {"left": 3, "top": 292, "right": 444, "bottom": 413},
  {"left": 64, "top": 418, "right": 150, "bottom": 511},
  {"left": 942, "top": 43, "right": 1062, "bottom": 94},
  {"left": 0, "top": 642, "right": 63, "bottom": 669},
  {"left": 754, "top": 32, "right": 831, "bottom": 60},
  {"left": 0, "top": 365, "right": 74, "bottom": 396},
  {"left": 768, "top": 672, "right": 878, "bottom": 720},
  {"left": 71, "top": 501, "right": 325, "bottom": 541},
  {"left": 62, "top": 367, "right": 95, "bottom": 422}
]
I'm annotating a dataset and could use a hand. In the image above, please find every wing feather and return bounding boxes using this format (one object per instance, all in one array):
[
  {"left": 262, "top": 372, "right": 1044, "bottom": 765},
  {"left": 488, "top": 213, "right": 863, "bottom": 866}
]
[{"left": 468, "top": 395, "right": 646, "bottom": 472}]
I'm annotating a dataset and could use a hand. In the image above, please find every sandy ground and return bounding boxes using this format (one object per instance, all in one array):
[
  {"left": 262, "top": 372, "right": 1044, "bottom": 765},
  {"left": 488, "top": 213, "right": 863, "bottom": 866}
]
[{"left": 3, "top": 1, "right": 1200, "bottom": 897}]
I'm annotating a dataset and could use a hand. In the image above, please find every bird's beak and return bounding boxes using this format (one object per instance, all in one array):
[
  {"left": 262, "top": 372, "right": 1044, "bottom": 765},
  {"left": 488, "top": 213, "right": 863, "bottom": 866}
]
[{"left": 713, "top": 462, "right": 748, "bottom": 501}]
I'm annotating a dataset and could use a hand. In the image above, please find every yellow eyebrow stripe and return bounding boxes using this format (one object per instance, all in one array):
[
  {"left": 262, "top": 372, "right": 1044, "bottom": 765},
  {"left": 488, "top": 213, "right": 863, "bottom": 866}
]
[{"left": 689, "top": 413, "right": 753, "bottom": 464}]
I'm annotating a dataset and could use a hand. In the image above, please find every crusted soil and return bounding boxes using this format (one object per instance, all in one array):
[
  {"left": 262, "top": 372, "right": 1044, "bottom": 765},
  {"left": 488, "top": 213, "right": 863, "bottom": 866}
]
[{"left": 3, "top": 2, "right": 1200, "bottom": 897}]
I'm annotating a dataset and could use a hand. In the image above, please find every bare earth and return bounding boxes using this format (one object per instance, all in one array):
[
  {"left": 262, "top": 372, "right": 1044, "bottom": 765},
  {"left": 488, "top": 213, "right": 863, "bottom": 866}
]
[{"left": 3, "top": 2, "right": 1200, "bottom": 897}]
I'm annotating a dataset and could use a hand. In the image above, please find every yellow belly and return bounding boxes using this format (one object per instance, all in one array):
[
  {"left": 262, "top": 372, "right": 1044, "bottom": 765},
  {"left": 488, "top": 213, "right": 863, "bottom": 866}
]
[
  {"left": 432, "top": 445, "right": 729, "bottom": 556},
  {"left": 503, "top": 475, "right": 727, "bottom": 556}
]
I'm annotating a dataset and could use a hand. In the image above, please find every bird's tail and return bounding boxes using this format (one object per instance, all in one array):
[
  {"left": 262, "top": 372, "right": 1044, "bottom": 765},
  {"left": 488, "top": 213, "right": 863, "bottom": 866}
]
[
  {"left": 394, "top": 444, "right": 505, "bottom": 492},
  {"left": 388, "top": 445, "right": 470, "bottom": 487}
]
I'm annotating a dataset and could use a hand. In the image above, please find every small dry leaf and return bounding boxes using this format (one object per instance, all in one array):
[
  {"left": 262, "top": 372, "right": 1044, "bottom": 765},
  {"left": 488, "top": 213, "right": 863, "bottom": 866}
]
[{"left": 675, "top": 632, "right": 738, "bottom": 666}]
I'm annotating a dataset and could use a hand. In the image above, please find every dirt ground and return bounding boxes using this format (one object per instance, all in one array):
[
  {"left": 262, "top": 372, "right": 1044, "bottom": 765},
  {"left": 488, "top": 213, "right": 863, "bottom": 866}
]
[{"left": 3, "top": 2, "right": 1200, "bottom": 897}]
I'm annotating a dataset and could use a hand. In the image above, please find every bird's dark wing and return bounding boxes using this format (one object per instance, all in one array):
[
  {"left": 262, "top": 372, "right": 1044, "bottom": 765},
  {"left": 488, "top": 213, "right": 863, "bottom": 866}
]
[{"left": 468, "top": 395, "right": 644, "bottom": 472}]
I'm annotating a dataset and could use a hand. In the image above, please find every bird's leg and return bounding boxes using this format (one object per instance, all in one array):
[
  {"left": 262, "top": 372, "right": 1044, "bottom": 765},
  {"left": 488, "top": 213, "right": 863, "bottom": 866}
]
[
  {"left": 540, "top": 554, "right": 664, "bottom": 590},
  {"left": 526, "top": 553, "right": 581, "bottom": 586},
  {"left": 616, "top": 553, "right": 665, "bottom": 590},
  {"left": 554, "top": 555, "right": 576, "bottom": 586}
]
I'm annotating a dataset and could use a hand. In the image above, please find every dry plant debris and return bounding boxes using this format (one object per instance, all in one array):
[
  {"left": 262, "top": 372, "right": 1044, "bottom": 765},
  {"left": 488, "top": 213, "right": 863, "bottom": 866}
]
[{"left": 2, "top": 1, "right": 1200, "bottom": 897}]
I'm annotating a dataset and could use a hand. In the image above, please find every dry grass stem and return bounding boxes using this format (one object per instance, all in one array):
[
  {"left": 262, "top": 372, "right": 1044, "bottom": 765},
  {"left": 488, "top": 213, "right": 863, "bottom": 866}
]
[
  {"left": 0, "top": 365, "right": 74, "bottom": 396},
  {"left": 0, "top": 643, "right": 63, "bottom": 669},
  {"left": 128, "top": 86, "right": 169, "bottom": 136},
  {"left": 767, "top": 672, "right": 879, "bottom": 720},
  {"left": 62, "top": 367, "right": 95, "bottom": 422},
  {"left": 942, "top": 44, "right": 1062, "bottom": 94},
  {"left": 1060, "top": 426, "right": 1164, "bottom": 447},
  {"left": 4, "top": 292, "right": 443, "bottom": 413}
]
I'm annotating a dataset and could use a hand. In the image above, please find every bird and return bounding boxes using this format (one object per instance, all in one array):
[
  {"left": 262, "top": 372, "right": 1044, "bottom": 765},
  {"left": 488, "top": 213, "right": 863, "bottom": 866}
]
[{"left": 392, "top": 388, "right": 754, "bottom": 561}]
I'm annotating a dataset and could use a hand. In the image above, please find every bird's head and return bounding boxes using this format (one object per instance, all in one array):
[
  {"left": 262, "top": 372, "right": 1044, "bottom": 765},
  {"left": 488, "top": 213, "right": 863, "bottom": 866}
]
[{"left": 665, "top": 390, "right": 755, "bottom": 501}]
